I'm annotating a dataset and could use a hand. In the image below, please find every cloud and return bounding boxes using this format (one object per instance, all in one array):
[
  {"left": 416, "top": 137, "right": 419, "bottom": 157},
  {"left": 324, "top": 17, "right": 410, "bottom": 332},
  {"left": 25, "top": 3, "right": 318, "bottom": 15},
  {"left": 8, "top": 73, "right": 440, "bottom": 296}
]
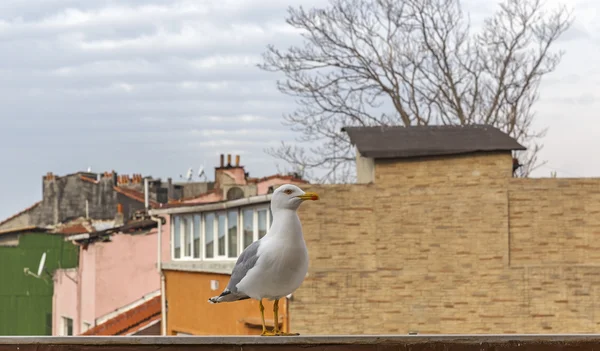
[{"left": 0, "top": 0, "right": 600, "bottom": 220}]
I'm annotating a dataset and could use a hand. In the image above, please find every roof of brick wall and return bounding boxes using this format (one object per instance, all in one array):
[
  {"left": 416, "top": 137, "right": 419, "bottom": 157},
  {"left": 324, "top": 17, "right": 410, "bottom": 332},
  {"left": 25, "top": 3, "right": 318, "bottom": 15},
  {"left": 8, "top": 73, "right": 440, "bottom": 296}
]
[
  {"left": 81, "top": 295, "right": 161, "bottom": 336},
  {"left": 342, "top": 124, "right": 526, "bottom": 159}
]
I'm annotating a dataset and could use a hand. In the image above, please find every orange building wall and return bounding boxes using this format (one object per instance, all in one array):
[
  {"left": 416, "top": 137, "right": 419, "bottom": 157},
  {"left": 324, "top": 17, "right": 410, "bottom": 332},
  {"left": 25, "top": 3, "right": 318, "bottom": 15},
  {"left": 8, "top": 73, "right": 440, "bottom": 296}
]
[{"left": 164, "top": 270, "right": 289, "bottom": 335}]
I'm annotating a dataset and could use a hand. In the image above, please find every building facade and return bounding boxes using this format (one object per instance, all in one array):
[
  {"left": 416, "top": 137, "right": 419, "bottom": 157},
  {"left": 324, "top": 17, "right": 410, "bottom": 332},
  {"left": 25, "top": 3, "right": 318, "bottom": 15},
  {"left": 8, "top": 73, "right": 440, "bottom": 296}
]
[
  {"left": 0, "top": 229, "right": 78, "bottom": 335},
  {"left": 151, "top": 153, "right": 306, "bottom": 335},
  {"left": 52, "top": 220, "right": 167, "bottom": 336},
  {"left": 151, "top": 125, "right": 600, "bottom": 335},
  {"left": 154, "top": 195, "right": 289, "bottom": 335}
]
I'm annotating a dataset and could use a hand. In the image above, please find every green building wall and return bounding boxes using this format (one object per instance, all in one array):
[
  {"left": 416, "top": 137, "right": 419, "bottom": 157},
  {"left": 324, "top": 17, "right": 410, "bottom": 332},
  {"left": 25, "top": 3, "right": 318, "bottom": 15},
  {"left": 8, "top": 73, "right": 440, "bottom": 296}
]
[{"left": 0, "top": 232, "right": 78, "bottom": 335}]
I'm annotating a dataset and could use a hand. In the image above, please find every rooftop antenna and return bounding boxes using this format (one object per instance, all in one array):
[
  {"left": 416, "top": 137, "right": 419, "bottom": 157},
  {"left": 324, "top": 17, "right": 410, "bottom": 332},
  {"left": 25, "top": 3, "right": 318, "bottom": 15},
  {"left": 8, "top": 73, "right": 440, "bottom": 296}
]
[
  {"left": 198, "top": 164, "right": 206, "bottom": 181},
  {"left": 24, "top": 252, "right": 49, "bottom": 282},
  {"left": 87, "top": 166, "right": 92, "bottom": 172},
  {"left": 180, "top": 168, "right": 193, "bottom": 181}
]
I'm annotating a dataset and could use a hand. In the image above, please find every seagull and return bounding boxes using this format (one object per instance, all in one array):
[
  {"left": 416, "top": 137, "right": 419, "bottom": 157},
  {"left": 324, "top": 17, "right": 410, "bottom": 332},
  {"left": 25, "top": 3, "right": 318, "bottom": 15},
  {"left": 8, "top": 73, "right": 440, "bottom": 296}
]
[{"left": 208, "top": 184, "right": 319, "bottom": 336}]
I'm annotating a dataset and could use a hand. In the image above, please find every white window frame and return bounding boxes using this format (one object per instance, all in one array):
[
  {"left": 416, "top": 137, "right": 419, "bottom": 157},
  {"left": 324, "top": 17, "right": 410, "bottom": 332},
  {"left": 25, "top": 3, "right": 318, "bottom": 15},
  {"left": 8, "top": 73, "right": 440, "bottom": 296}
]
[
  {"left": 226, "top": 209, "right": 240, "bottom": 259},
  {"left": 241, "top": 207, "right": 256, "bottom": 250},
  {"left": 192, "top": 214, "right": 201, "bottom": 259},
  {"left": 171, "top": 203, "right": 272, "bottom": 262},
  {"left": 171, "top": 214, "right": 198, "bottom": 261},
  {"left": 61, "top": 316, "right": 73, "bottom": 336},
  {"left": 171, "top": 216, "right": 182, "bottom": 260},
  {"left": 203, "top": 212, "right": 217, "bottom": 259}
]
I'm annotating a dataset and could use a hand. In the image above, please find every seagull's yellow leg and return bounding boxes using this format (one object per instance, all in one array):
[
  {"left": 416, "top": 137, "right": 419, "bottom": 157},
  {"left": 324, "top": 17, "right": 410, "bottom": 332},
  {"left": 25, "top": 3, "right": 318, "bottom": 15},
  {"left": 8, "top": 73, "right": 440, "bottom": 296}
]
[
  {"left": 272, "top": 299, "right": 299, "bottom": 336},
  {"left": 259, "top": 299, "right": 276, "bottom": 336},
  {"left": 273, "top": 299, "right": 280, "bottom": 334}
]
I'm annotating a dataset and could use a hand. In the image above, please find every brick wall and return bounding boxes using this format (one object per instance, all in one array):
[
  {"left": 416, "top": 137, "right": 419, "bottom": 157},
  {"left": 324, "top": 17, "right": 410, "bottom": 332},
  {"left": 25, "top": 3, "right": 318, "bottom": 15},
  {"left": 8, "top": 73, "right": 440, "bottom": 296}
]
[{"left": 291, "top": 152, "right": 600, "bottom": 334}]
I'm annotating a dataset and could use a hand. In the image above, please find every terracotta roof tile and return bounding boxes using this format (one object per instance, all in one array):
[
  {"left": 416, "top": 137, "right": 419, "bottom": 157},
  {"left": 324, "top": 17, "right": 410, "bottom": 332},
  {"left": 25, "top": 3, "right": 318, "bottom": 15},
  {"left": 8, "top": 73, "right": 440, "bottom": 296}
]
[
  {"left": 81, "top": 295, "right": 161, "bottom": 336},
  {"left": 55, "top": 223, "right": 90, "bottom": 235},
  {"left": 113, "top": 186, "right": 159, "bottom": 207},
  {"left": 255, "top": 174, "right": 308, "bottom": 184},
  {"left": 79, "top": 175, "right": 99, "bottom": 184},
  {"left": 172, "top": 189, "right": 221, "bottom": 203}
]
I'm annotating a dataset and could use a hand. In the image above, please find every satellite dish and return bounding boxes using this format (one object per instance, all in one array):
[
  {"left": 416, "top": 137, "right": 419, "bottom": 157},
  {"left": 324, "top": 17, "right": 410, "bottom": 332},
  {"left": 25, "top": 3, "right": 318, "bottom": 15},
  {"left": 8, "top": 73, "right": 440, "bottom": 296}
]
[
  {"left": 37, "top": 252, "right": 47, "bottom": 277},
  {"left": 198, "top": 165, "right": 206, "bottom": 180},
  {"left": 186, "top": 168, "right": 193, "bottom": 181},
  {"left": 24, "top": 252, "right": 48, "bottom": 280}
]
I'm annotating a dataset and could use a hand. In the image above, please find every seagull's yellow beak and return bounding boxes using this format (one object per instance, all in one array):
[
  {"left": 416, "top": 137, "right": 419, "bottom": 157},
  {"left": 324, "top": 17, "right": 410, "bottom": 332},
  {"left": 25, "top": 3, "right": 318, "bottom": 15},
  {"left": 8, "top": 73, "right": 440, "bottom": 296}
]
[{"left": 297, "top": 192, "right": 319, "bottom": 201}]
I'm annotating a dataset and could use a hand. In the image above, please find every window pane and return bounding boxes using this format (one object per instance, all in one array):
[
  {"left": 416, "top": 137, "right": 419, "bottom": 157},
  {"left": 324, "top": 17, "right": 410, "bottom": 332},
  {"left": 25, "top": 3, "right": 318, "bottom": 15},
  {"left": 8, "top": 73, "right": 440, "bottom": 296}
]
[
  {"left": 204, "top": 213, "right": 214, "bottom": 258},
  {"left": 242, "top": 209, "right": 254, "bottom": 249},
  {"left": 193, "top": 215, "right": 201, "bottom": 258},
  {"left": 258, "top": 209, "right": 267, "bottom": 239},
  {"left": 228, "top": 210, "right": 238, "bottom": 258},
  {"left": 173, "top": 216, "right": 181, "bottom": 259},
  {"left": 218, "top": 213, "right": 226, "bottom": 256},
  {"left": 183, "top": 216, "right": 192, "bottom": 257}
]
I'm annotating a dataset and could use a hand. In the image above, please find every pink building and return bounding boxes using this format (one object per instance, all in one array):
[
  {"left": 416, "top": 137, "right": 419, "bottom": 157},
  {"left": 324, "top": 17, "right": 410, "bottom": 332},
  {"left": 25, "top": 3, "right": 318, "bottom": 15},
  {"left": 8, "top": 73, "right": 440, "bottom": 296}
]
[{"left": 52, "top": 219, "right": 169, "bottom": 335}]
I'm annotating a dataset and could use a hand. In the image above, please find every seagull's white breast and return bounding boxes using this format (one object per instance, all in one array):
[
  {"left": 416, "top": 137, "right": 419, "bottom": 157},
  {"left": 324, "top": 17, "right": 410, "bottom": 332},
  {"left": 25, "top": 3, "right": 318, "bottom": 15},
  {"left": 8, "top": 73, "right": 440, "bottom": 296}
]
[{"left": 235, "top": 214, "right": 309, "bottom": 300}]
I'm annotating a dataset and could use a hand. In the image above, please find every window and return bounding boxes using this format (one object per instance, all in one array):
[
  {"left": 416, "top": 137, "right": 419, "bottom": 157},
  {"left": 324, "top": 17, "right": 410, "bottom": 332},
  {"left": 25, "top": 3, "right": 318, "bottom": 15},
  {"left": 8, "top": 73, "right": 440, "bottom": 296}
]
[
  {"left": 173, "top": 216, "right": 181, "bottom": 259},
  {"left": 217, "top": 213, "right": 226, "bottom": 257},
  {"left": 62, "top": 317, "right": 73, "bottom": 336},
  {"left": 183, "top": 216, "right": 192, "bottom": 257},
  {"left": 171, "top": 204, "right": 272, "bottom": 261},
  {"left": 172, "top": 215, "right": 198, "bottom": 259},
  {"left": 228, "top": 210, "right": 238, "bottom": 258},
  {"left": 193, "top": 215, "right": 201, "bottom": 259},
  {"left": 258, "top": 209, "right": 268, "bottom": 239},
  {"left": 242, "top": 208, "right": 254, "bottom": 249},
  {"left": 205, "top": 213, "right": 215, "bottom": 258}
]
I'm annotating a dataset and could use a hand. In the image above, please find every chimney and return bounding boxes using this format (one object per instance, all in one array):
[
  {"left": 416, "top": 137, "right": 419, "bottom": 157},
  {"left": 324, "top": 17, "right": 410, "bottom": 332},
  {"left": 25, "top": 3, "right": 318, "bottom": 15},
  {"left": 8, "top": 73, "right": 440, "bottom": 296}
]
[
  {"left": 235, "top": 155, "right": 240, "bottom": 167},
  {"left": 220, "top": 154, "right": 224, "bottom": 168},
  {"left": 115, "top": 203, "right": 124, "bottom": 226},
  {"left": 227, "top": 154, "right": 232, "bottom": 167},
  {"left": 167, "top": 177, "right": 174, "bottom": 200}
]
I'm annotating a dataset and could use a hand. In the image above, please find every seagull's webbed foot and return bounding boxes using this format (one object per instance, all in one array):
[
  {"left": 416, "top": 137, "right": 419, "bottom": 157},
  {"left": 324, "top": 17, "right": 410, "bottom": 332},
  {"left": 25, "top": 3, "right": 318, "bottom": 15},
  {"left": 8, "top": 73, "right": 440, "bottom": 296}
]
[{"left": 267, "top": 299, "right": 300, "bottom": 336}]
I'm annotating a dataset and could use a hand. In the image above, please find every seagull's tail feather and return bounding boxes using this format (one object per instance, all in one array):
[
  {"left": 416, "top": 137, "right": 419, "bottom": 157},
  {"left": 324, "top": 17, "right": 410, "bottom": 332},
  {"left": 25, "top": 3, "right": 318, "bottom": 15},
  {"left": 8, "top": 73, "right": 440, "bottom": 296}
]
[{"left": 208, "top": 289, "right": 250, "bottom": 304}]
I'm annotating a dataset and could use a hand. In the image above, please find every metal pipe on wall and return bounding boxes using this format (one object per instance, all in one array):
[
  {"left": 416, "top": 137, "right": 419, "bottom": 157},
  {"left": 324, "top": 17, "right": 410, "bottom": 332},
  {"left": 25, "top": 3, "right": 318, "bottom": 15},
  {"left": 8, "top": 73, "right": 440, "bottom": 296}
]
[{"left": 151, "top": 215, "right": 167, "bottom": 335}]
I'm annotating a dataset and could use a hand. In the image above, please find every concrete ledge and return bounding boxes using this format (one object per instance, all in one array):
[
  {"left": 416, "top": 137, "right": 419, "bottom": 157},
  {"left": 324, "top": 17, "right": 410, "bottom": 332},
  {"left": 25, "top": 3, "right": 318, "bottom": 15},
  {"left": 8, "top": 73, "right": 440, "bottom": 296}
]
[
  {"left": 2, "top": 335, "right": 600, "bottom": 350},
  {"left": 162, "top": 260, "right": 236, "bottom": 274}
]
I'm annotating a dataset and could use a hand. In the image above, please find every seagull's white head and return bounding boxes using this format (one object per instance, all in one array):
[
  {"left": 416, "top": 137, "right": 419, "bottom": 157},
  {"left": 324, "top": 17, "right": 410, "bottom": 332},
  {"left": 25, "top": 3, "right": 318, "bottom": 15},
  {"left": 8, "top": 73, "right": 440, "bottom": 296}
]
[{"left": 270, "top": 184, "right": 319, "bottom": 211}]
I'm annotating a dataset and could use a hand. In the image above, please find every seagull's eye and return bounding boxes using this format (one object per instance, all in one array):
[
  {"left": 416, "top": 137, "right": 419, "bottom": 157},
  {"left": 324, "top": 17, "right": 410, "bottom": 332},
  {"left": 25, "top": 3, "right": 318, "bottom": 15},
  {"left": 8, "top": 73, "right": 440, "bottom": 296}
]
[{"left": 283, "top": 189, "right": 293, "bottom": 195}]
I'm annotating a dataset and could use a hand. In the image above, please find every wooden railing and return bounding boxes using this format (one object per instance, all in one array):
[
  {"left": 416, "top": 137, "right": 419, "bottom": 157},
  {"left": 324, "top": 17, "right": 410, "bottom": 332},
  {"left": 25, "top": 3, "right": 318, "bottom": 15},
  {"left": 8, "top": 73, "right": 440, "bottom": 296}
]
[{"left": 1, "top": 335, "right": 599, "bottom": 350}]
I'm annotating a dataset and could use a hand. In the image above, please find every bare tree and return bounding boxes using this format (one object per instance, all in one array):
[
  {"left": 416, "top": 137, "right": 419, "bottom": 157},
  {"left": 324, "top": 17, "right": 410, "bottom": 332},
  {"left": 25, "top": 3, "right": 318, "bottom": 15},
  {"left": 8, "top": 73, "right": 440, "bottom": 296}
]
[{"left": 259, "top": 0, "right": 573, "bottom": 182}]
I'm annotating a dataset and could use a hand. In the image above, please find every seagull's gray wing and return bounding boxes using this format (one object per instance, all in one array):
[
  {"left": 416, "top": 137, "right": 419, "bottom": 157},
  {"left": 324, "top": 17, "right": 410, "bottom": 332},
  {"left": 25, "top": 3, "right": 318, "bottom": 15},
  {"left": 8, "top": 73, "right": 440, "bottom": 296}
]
[{"left": 208, "top": 240, "right": 261, "bottom": 303}]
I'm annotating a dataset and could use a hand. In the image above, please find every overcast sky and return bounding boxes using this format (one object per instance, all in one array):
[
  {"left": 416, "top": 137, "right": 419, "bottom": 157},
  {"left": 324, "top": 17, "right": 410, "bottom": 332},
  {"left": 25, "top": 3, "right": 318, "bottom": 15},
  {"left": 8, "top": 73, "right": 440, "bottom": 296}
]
[{"left": 0, "top": 0, "right": 597, "bottom": 221}]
